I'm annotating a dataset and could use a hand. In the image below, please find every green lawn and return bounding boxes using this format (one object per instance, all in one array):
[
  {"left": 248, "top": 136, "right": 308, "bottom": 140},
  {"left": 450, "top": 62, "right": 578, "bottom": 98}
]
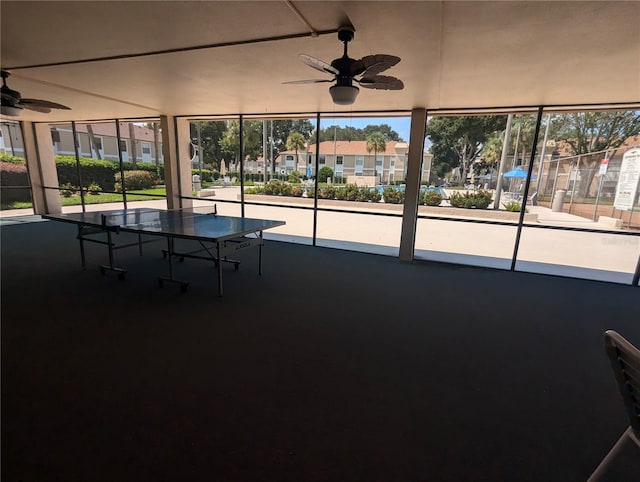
[{"left": 2, "top": 188, "right": 167, "bottom": 210}]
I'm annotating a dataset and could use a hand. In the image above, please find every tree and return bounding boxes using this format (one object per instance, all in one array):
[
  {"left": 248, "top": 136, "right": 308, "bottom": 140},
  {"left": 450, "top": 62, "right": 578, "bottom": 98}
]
[
  {"left": 363, "top": 124, "right": 403, "bottom": 142},
  {"left": 190, "top": 121, "right": 227, "bottom": 170},
  {"left": 318, "top": 124, "right": 403, "bottom": 143},
  {"left": 366, "top": 132, "right": 387, "bottom": 177},
  {"left": 510, "top": 115, "right": 538, "bottom": 167},
  {"left": 86, "top": 125, "right": 102, "bottom": 160},
  {"left": 286, "top": 132, "right": 307, "bottom": 169},
  {"left": 220, "top": 120, "right": 262, "bottom": 164},
  {"left": 426, "top": 116, "right": 507, "bottom": 185},
  {"left": 551, "top": 111, "right": 640, "bottom": 196},
  {"left": 270, "top": 119, "right": 314, "bottom": 173},
  {"left": 128, "top": 123, "right": 138, "bottom": 168}
]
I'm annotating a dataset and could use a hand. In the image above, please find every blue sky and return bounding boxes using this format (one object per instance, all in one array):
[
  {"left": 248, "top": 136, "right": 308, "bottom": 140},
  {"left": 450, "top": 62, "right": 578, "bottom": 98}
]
[{"left": 319, "top": 116, "right": 411, "bottom": 143}]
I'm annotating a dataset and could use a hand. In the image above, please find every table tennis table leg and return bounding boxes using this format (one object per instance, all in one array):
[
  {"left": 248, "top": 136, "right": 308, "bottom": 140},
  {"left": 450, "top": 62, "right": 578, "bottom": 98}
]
[
  {"left": 158, "top": 236, "right": 189, "bottom": 292},
  {"left": 258, "top": 230, "right": 263, "bottom": 275},
  {"left": 216, "top": 242, "right": 223, "bottom": 297},
  {"left": 77, "top": 224, "right": 87, "bottom": 269},
  {"left": 99, "top": 228, "right": 127, "bottom": 280}
]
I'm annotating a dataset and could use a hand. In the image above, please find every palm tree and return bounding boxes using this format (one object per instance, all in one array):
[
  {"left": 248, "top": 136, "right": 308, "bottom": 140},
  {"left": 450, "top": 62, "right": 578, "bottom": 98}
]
[
  {"left": 366, "top": 132, "right": 387, "bottom": 179},
  {"left": 286, "top": 132, "right": 307, "bottom": 173}
]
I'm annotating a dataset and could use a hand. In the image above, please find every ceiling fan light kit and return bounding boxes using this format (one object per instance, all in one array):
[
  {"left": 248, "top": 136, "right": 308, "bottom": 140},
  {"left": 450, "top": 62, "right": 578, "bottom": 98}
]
[
  {"left": 1, "top": 105, "right": 23, "bottom": 117},
  {"left": 284, "top": 25, "right": 403, "bottom": 106},
  {"left": 330, "top": 84, "right": 359, "bottom": 105}
]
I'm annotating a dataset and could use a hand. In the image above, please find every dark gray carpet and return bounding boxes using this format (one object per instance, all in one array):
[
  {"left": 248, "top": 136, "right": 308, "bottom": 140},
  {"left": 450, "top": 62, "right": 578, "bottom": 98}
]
[{"left": 2, "top": 219, "right": 639, "bottom": 481}]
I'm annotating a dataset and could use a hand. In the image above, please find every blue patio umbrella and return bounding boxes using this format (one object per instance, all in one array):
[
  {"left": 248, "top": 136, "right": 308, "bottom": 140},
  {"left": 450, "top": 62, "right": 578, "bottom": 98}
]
[
  {"left": 503, "top": 166, "right": 535, "bottom": 179},
  {"left": 306, "top": 163, "right": 312, "bottom": 178}
]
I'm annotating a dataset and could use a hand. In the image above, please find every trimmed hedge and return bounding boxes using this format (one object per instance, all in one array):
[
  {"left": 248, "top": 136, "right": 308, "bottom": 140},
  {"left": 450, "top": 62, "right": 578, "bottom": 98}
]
[
  {"left": 0, "top": 161, "right": 31, "bottom": 203},
  {"left": 0, "top": 153, "right": 26, "bottom": 164},
  {"left": 115, "top": 170, "right": 159, "bottom": 191},
  {"left": 55, "top": 156, "right": 118, "bottom": 191}
]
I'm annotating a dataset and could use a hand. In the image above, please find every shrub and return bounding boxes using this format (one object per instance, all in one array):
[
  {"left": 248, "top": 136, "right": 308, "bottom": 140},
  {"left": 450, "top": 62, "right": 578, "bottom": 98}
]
[
  {"left": 0, "top": 153, "right": 26, "bottom": 164},
  {"left": 502, "top": 201, "right": 529, "bottom": 213},
  {"left": 383, "top": 187, "right": 405, "bottom": 204},
  {"left": 365, "top": 187, "right": 381, "bottom": 202},
  {"left": 287, "top": 171, "right": 302, "bottom": 183},
  {"left": 342, "top": 183, "right": 360, "bottom": 201},
  {"left": 318, "top": 184, "right": 337, "bottom": 199},
  {"left": 318, "top": 166, "right": 334, "bottom": 183},
  {"left": 244, "top": 186, "right": 264, "bottom": 194},
  {"left": 60, "top": 182, "right": 79, "bottom": 197},
  {"left": 263, "top": 180, "right": 292, "bottom": 196},
  {"left": 449, "top": 190, "right": 493, "bottom": 209},
  {"left": 0, "top": 161, "right": 31, "bottom": 203},
  {"left": 114, "top": 170, "right": 158, "bottom": 191},
  {"left": 502, "top": 201, "right": 522, "bottom": 212},
  {"left": 291, "top": 186, "right": 304, "bottom": 197},
  {"left": 191, "top": 169, "right": 214, "bottom": 183},
  {"left": 420, "top": 190, "right": 443, "bottom": 206}
]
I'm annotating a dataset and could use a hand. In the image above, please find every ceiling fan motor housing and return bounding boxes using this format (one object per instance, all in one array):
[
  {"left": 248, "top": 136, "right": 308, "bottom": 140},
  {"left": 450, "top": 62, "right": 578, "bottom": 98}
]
[{"left": 337, "top": 25, "right": 355, "bottom": 43}]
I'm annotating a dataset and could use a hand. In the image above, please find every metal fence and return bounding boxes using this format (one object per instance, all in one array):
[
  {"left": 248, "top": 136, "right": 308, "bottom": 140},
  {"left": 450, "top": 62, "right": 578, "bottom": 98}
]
[{"left": 534, "top": 146, "right": 639, "bottom": 229}]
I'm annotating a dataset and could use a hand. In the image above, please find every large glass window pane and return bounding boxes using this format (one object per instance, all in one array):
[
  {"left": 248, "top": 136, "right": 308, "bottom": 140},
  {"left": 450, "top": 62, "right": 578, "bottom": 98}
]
[
  {"left": 313, "top": 114, "right": 411, "bottom": 254},
  {"left": 51, "top": 122, "right": 83, "bottom": 211},
  {"left": 416, "top": 112, "right": 538, "bottom": 265},
  {"left": 515, "top": 108, "right": 640, "bottom": 283},
  {"left": 0, "top": 121, "right": 32, "bottom": 214},
  {"left": 527, "top": 109, "right": 640, "bottom": 230},
  {"left": 116, "top": 120, "right": 165, "bottom": 205},
  {"left": 54, "top": 120, "right": 165, "bottom": 213}
]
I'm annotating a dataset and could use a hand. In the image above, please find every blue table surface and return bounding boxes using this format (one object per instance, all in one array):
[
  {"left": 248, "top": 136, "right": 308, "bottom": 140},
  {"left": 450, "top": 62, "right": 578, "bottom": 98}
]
[{"left": 43, "top": 208, "right": 285, "bottom": 242}]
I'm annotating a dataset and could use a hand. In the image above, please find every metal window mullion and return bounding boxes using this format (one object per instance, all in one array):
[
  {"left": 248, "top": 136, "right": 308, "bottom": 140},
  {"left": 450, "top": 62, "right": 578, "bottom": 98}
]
[
  {"left": 510, "top": 107, "right": 544, "bottom": 271},
  {"left": 71, "top": 121, "right": 86, "bottom": 212},
  {"left": 312, "top": 112, "right": 320, "bottom": 246},
  {"left": 115, "top": 120, "right": 127, "bottom": 208},
  {"left": 239, "top": 115, "right": 244, "bottom": 218}
]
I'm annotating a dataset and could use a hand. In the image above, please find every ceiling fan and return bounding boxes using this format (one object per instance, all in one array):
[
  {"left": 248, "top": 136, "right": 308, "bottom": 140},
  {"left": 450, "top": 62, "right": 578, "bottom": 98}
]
[
  {"left": 1, "top": 70, "right": 71, "bottom": 117},
  {"left": 283, "top": 25, "right": 404, "bottom": 105}
]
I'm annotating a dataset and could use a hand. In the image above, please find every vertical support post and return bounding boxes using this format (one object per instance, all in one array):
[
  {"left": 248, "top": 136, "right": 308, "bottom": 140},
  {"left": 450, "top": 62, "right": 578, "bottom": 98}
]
[
  {"left": 22, "top": 121, "right": 62, "bottom": 214},
  {"left": 161, "top": 115, "right": 193, "bottom": 210},
  {"left": 399, "top": 108, "right": 427, "bottom": 262}
]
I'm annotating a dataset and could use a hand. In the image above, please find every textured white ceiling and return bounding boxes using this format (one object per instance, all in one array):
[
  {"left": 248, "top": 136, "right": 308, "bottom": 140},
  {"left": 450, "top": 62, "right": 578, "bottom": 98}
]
[{"left": 1, "top": 1, "right": 639, "bottom": 122}]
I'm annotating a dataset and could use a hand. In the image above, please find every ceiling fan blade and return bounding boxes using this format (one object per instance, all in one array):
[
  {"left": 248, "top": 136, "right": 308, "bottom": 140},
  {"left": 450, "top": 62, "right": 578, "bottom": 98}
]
[
  {"left": 282, "top": 79, "right": 333, "bottom": 84},
  {"left": 20, "top": 98, "right": 71, "bottom": 110},
  {"left": 1, "top": 92, "right": 19, "bottom": 105},
  {"left": 357, "top": 75, "right": 404, "bottom": 90},
  {"left": 299, "top": 54, "right": 339, "bottom": 76},
  {"left": 351, "top": 54, "right": 401, "bottom": 77},
  {"left": 20, "top": 103, "right": 51, "bottom": 113}
]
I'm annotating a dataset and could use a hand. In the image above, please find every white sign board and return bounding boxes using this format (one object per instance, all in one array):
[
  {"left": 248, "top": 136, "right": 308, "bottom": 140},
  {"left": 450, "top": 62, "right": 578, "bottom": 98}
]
[
  {"left": 598, "top": 158, "right": 609, "bottom": 175},
  {"left": 613, "top": 148, "right": 640, "bottom": 211}
]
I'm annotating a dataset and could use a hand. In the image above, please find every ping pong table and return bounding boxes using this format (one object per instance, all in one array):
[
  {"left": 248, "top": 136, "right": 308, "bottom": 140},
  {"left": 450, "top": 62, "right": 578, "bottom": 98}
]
[{"left": 43, "top": 207, "right": 285, "bottom": 296}]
